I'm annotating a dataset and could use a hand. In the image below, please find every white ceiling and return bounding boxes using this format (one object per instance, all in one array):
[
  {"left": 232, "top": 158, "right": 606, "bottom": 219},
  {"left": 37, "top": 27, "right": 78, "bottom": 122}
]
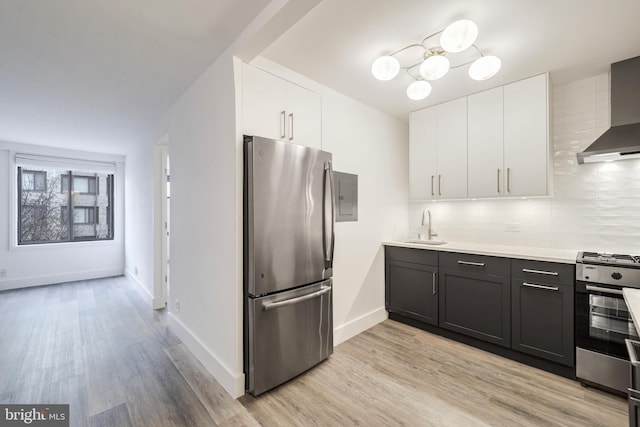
[
  {"left": 262, "top": 0, "right": 640, "bottom": 121},
  {"left": 0, "top": 0, "right": 270, "bottom": 153},
  {"left": 3, "top": 0, "right": 640, "bottom": 154}
]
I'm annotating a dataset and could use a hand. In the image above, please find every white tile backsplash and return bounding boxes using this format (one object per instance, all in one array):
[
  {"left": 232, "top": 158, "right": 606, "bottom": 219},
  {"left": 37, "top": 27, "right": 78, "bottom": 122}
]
[{"left": 410, "top": 73, "right": 640, "bottom": 254}]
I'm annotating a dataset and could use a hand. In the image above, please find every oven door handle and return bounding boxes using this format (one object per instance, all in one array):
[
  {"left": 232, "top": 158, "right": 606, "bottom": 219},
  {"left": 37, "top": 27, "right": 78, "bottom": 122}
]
[{"left": 585, "top": 285, "right": 623, "bottom": 295}]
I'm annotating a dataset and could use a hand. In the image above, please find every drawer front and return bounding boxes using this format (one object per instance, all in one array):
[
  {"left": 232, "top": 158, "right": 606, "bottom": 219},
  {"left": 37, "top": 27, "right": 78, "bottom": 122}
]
[
  {"left": 439, "top": 252, "right": 510, "bottom": 277},
  {"left": 386, "top": 246, "right": 438, "bottom": 266},
  {"left": 511, "top": 259, "right": 574, "bottom": 286}
]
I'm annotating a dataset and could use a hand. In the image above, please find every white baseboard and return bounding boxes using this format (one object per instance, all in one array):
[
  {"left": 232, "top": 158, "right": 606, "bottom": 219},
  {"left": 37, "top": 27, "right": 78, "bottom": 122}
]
[
  {"left": 0, "top": 268, "right": 124, "bottom": 292},
  {"left": 168, "top": 312, "right": 244, "bottom": 398},
  {"left": 334, "top": 306, "right": 388, "bottom": 346},
  {"left": 124, "top": 269, "right": 154, "bottom": 308},
  {"left": 124, "top": 269, "right": 166, "bottom": 310}
]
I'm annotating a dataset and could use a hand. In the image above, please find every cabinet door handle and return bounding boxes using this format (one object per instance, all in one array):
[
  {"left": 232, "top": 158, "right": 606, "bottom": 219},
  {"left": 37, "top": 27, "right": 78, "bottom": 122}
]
[
  {"left": 280, "top": 111, "right": 286, "bottom": 139},
  {"left": 522, "top": 282, "right": 559, "bottom": 292},
  {"left": 507, "top": 167, "right": 511, "bottom": 193},
  {"left": 289, "top": 113, "right": 294, "bottom": 141},
  {"left": 629, "top": 396, "right": 640, "bottom": 406},
  {"left": 457, "top": 260, "right": 485, "bottom": 267},
  {"left": 522, "top": 268, "right": 559, "bottom": 276},
  {"left": 432, "top": 272, "right": 437, "bottom": 295},
  {"left": 497, "top": 169, "right": 501, "bottom": 193},
  {"left": 431, "top": 175, "right": 435, "bottom": 196},
  {"left": 438, "top": 175, "right": 442, "bottom": 196}
]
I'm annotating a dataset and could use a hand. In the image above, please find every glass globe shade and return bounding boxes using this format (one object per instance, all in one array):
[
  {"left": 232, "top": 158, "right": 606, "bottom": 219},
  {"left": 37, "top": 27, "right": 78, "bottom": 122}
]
[
  {"left": 419, "top": 55, "right": 450, "bottom": 81},
  {"left": 468, "top": 55, "right": 502, "bottom": 80},
  {"left": 371, "top": 55, "right": 400, "bottom": 81},
  {"left": 440, "top": 20, "right": 478, "bottom": 53},
  {"left": 406, "top": 80, "right": 432, "bottom": 100}
]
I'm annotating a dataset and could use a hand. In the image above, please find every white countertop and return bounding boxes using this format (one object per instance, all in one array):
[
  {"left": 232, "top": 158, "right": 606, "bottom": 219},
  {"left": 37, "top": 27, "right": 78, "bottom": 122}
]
[
  {"left": 624, "top": 288, "right": 640, "bottom": 330},
  {"left": 383, "top": 240, "right": 578, "bottom": 264}
]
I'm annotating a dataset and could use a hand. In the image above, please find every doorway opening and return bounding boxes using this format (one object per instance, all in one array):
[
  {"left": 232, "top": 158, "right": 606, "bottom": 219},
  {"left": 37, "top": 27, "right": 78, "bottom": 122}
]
[{"left": 154, "top": 144, "right": 170, "bottom": 309}]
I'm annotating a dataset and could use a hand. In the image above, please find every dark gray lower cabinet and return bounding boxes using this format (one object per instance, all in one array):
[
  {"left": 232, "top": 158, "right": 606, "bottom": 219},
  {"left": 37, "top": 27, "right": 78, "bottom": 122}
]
[
  {"left": 511, "top": 279, "right": 574, "bottom": 366},
  {"left": 439, "top": 269, "right": 511, "bottom": 347},
  {"left": 385, "top": 247, "right": 438, "bottom": 326},
  {"left": 386, "top": 260, "right": 438, "bottom": 325},
  {"left": 384, "top": 246, "right": 576, "bottom": 374}
]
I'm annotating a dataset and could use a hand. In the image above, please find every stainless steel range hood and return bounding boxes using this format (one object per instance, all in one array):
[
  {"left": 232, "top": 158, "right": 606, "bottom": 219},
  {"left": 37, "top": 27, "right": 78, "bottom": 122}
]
[{"left": 577, "top": 56, "right": 640, "bottom": 164}]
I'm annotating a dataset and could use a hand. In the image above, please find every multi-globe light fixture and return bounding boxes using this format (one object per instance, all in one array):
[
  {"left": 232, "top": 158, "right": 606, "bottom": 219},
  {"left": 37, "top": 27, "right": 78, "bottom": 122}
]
[{"left": 371, "top": 20, "right": 501, "bottom": 100}]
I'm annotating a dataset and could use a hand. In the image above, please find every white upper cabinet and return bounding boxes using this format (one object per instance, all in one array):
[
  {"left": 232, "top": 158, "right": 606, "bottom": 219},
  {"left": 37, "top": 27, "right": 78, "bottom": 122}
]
[
  {"left": 242, "top": 63, "right": 287, "bottom": 141},
  {"left": 409, "top": 73, "right": 549, "bottom": 201},
  {"left": 503, "top": 73, "right": 549, "bottom": 196},
  {"left": 409, "top": 98, "right": 468, "bottom": 200},
  {"left": 285, "top": 82, "right": 321, "bottom": 149},
  {"left": 409, "top": 107, "right": 437, "bottom": 199},
  {"left": 436, "top": 98, "right": 468, "bottom": 198},
  {"left": 468, "top": 87, "right": 504, "bottom": 197},
  {"left": 242, "top": 63, "right": 322, "bottom": 149}
]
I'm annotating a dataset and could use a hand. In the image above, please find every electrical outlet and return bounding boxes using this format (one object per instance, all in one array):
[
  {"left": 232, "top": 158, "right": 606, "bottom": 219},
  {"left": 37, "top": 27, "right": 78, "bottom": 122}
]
[
  {"left": 134, "top": 267, "right": 139, "bottom": 275},
  {"left": 175, "top": 299, "right": 180, "bottom": 313},
  {"left": 0, "top": 268, "right": 7, "bottom": 278},
  {"left": 505, "top": 223, "right": 521, "bottom": 232}
]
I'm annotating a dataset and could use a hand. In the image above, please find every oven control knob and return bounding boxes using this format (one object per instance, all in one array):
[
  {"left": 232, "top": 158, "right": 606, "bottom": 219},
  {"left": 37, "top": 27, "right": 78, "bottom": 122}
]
[{"left": 612, "top": 272, "right": 622, "bottom": 280}]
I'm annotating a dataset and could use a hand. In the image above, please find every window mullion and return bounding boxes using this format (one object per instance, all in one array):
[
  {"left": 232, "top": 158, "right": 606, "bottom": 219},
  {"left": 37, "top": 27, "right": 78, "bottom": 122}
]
[
  {"left": 109, "top": 175, "right": 114, "bottom": 239},
  {"left": 17, "top": 167, "right": 23, "bottom": 244},
  {"left": 67, "top": 170, "right": 73, "bottom": 242},
  {"left": 93, "top": 174, "right": 98, "bottom": 236}
]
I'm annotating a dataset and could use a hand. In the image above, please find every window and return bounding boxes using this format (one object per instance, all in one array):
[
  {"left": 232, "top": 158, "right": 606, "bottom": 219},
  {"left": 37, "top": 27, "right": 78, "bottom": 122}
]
[
  {"left": 61, "top": 206, "right": 99, "bottom": 224},
  {"left": 61, "top": 175, "right": 98, "bottom": 194},
  {"left": 16, "top": 157, "right": 115, "bottom": 245},
  {"left": 22, "top": 170, "right": 47, "bottom": 192}
]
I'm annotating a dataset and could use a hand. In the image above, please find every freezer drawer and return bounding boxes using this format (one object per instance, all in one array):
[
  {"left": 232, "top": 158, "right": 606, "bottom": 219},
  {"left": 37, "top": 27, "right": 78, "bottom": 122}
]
[{"left": 246, "top": 280, "right": 333, "bottom": 396}]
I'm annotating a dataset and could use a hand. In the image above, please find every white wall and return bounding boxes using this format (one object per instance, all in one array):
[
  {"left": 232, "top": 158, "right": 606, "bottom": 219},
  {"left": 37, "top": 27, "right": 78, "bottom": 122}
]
[
  {"left": 322, "top": 83, "right": 408, "bottom": 343},
  {"left": 123, "top": 137, "right": 156, "bottom": 302},
  {"left": 250, "top": 57, "right": 409, "bottom": 344},
  {"left": 0, "top": 142, "right": 125, "bottom": 291},
  {"left": 410, "top": 73, "right": 640, "bottom": 254},
  {"left": 155, "top": 52, "right": 243, "bottom": 396}
]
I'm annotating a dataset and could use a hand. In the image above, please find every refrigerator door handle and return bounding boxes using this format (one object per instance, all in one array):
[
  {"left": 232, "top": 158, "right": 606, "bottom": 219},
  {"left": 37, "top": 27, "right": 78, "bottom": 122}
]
[
  {"left": 262, "top": 285, "right": 332, "bottom": 311},
  {"left": 324, "top": 161, "right": 335, "bottom": 267}
]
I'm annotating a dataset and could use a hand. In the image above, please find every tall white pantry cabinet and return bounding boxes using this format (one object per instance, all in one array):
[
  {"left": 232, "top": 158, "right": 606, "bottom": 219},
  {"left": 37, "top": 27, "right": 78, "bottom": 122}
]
[{"left": 410, "top": 73, "right": 550, "bottom": 200}]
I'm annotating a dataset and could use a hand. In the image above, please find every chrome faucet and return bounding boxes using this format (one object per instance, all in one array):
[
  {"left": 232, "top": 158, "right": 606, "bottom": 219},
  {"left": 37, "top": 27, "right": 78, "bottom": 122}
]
[{"left": 420, "top": 208, "right": 438, "bottom": 241}]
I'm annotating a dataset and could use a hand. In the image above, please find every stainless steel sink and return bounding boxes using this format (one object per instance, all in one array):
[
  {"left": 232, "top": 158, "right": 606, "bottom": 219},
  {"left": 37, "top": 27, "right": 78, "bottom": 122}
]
[{"left": 404, "top": 239, "right": 447, "bottom": 245}]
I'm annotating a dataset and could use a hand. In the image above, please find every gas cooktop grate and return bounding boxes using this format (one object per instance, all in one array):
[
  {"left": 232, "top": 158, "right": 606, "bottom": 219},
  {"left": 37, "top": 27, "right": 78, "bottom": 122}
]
[{"left": 579, "top": 251, "right": 640, "bottom": 264}]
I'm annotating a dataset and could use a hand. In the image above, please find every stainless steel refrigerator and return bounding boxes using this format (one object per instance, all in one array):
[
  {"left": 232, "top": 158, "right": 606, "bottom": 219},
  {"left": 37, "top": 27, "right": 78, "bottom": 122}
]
[{"left": 243, "top": 135, "right": 334, "bottom": 396}]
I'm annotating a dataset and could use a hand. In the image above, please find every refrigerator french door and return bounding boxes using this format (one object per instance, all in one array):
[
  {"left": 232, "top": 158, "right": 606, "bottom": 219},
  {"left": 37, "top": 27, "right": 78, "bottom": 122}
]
[{"left": 243, "top": 135, "right": 334, "bottom": 396}]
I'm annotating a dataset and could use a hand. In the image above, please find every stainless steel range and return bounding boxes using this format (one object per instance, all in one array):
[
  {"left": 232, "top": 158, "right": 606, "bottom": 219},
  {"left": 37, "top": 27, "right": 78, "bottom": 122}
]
[{"left": 576, "top": 251, "right": 640, "bottom": 394}]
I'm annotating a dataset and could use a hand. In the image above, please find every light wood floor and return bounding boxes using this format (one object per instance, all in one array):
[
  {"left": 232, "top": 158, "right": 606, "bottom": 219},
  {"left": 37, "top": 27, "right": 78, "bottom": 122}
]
[{"left": 0, "top": 276, "right": 628, "bottom": 426}]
